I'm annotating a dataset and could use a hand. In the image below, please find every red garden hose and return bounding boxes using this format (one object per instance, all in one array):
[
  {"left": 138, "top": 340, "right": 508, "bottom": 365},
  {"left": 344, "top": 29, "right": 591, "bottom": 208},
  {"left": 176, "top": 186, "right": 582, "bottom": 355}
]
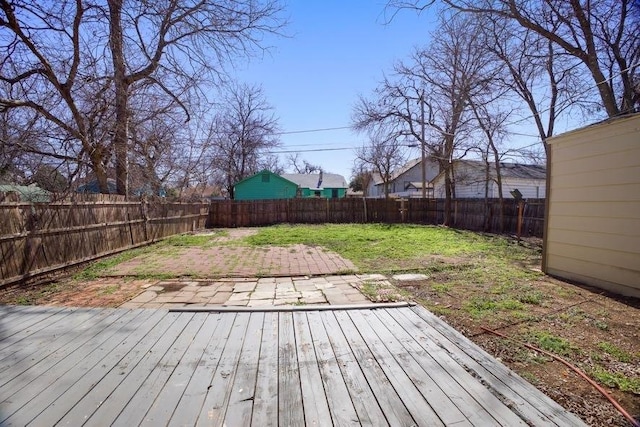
[{"left": 480, "top": 326, "right": 640, "bottom": 427}]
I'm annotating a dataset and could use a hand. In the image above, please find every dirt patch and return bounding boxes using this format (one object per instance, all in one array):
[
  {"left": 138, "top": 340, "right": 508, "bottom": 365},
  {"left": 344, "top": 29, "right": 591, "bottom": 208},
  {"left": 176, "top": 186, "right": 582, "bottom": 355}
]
[
  {"left": 0, "top": 277, "right": 153, "bottom": 307},
  {"left": 396, "top": 275, "right": 640, "bottom": 427},
  {"left": 195, "top": 227, "right": 259, "bottom": 242}
]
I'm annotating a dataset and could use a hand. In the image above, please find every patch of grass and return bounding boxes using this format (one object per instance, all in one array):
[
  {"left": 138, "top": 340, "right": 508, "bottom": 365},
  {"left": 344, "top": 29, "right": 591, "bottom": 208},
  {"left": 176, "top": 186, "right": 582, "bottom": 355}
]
[
  {"left": 129, "top": 272, "right": 179, "bottom": 281},
  {"left": 592, "top": 319, "right": 609, "bottom": 331},
  {"left": 360, "top": 280, "right": 405, "bottom": 302},
  {"left": 465, "top": 296, "right": 499, "bottom": 314},
  {"left": 527, "top": 331, "right": 576, "bottom": 356},
  {"left": 431, "top": 283, "right": 452, "bottom": 295},
  {"left": 99, "top": 285, "right": 119, "bottom": 295},
  {"left": 360, "top": 281, "right": 382, "bottom": 301},
  {"left": 74, "top": 246, "right": 156, "bottom": 280},
  {"left": 591, "top": 367, "right": 640, "bottom": 394},
  {"left": 463, "top": 296, "right": 525, "bottom": 318},
  {"left": 597, "top": 342, "right": 632, "bottom": 363},
  {"left": 245, "top": 224, "right": 542, "bottom": 286},
  {"left": 500, "top": 299, "right": 525, "bottom": 310},
  {"left": 14, "top": 295, "right": 33, "bottom": 305},
  {"left": 516, "top": 288, "right": 546, "bottom": 305},
  {"left": 160, "top": 234, "right": 215, "bottom": 247},
  {"left": 558, "top": 307, "right": 587, "bottom": 324},
  {"left": 520, "top": 371, "right": 540, "bottom": 384}
]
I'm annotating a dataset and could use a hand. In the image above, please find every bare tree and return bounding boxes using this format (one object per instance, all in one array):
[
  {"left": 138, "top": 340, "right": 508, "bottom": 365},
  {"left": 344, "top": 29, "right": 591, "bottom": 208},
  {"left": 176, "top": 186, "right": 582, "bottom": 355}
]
[
  {"left": 207, "top": 83, "right": 281, "bottom": 198},
  {"left": 353, "top": 13, "right": 494, "bottom": 223},
  {"left": 388, "top": 0, "right": 640, "bottom": 116},
  {"left": 349, "top": 167, "right": 372, "bottom": 194},
  {"left": 467, "top": 101, "right": 511, "bottom": 231},
  {"left": 1, "top": 0, "right": 285, "bottom": 194},
  {"left": 480, "top": 17, "right": 595, "bottom": 155},
  {"left": 353, "top": 129, "right": 406, "bottom": 199},
  {"left": 287, "top": 153, "right": 322, "bottom": 174}
]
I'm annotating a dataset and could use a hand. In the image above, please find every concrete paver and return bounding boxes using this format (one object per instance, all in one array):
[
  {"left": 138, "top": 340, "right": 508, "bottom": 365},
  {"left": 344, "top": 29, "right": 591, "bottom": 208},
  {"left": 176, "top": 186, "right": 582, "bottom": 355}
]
[{"left": 119, "top": 274, "right": 405, "bottom": 309}]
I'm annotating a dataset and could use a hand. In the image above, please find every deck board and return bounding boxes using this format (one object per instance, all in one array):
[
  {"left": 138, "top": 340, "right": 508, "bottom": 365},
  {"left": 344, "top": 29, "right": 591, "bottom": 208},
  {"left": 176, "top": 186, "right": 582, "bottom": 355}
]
[
  {"left": 320, "top": 311, "right": 388, "bottom": 427},
  {"left": 58, "top": 311, "right": 184, "bottom": 426},
  {"left": 250, "top": 311, "right": 279, "bottom": 427},
  {"left": 306, "top": 311, "right": 360, "bottom": 425},
  {"left": 169, "top": 312, "right": 235, "bottom": 426},
  {"left": 292, "top": 311, "right": 332, "bottom": 426},
  {"left": 406, "top": 306, "right": 586, "bottom": 426},
  {"left": 277, "top": 311, "right": 305, "bottom": 427},
  {"left": 197, "top": 311, "right": 251, "bottom": 426},
  {"left": 0, "top": 304, "right": 587, "bottom": 426},
  {"left": 332, "top": 310, "right": 417, "bottom": 426},
  {"left": 4, "top": 309, "right": 158, "bottom": 426}
]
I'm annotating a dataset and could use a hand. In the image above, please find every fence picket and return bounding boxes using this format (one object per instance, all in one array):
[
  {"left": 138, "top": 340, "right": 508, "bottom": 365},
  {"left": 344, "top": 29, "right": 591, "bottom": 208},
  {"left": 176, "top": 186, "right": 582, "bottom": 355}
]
[
  {"left": 0, "top": 194, "right": 209, "bottom": 286},
  {"left": 207, "top": 198, "right": 545, "bottom": 236}
]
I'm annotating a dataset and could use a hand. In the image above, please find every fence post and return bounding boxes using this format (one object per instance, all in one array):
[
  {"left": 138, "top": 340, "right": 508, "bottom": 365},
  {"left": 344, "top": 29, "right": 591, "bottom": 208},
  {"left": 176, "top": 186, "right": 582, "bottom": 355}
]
[
  {"left": 362, "top": 198, "right": 367, "bottom": 223},
  {"left": 399, "top": 198, "right": 407, "bottom": 222},
  {"left": 141, "top": 197, "right": 149, "bottom": 242},
  {"left": 517, "top": 200, "right": 524, "bottom": 241}
]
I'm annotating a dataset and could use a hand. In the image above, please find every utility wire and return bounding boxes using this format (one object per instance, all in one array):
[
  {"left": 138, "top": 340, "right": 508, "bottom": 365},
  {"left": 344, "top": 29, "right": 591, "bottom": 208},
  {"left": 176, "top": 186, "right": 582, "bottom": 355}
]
[{"left": 272, "top": 126, "right": 352, "bottom": 135}]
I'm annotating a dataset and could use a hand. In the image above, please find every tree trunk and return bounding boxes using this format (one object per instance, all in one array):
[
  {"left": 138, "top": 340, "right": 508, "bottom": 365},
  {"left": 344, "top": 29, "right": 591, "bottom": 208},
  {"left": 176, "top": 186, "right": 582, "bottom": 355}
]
[
  {"left": 108, "top": 0, "right": 129, "bottom": 196},
  {"left": 443, "top": 170, "right": 452, "bottom": 226}
]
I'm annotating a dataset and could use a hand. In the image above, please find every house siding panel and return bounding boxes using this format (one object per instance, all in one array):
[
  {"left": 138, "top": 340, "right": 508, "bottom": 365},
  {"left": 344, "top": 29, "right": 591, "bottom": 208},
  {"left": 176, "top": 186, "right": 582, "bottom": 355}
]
[
  {"left": 234, "top": 172, "right": 298, "bottom": 200},
  {"left": 549, "top": 200, "right": 640, "bottom": 218},
  {"left": 545, "top": 114, "right": 640, "bottom": 297}
]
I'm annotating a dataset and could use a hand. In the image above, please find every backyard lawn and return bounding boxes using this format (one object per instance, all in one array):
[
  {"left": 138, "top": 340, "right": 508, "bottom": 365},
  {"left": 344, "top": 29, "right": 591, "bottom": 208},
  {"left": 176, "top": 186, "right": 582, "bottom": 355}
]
[{"left": 1, "top": 223, "right": 638, "bottom": 426}]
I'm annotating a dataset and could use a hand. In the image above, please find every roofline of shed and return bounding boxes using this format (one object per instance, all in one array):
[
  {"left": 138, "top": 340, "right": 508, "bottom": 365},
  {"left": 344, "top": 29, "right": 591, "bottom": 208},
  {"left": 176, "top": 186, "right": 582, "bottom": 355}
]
[{"left": 546, "top": 112, "right": 640, "bottom": 145}]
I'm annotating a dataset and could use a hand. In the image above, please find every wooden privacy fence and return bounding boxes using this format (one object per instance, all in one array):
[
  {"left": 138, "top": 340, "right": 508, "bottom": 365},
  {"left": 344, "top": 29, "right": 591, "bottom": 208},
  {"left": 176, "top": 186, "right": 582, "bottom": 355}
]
[
  {"left": 209, "top": 198, "right": 545, "bottom": 236},
  {"left": 0, "top": 193, "right": 209, "bottom": 286}
]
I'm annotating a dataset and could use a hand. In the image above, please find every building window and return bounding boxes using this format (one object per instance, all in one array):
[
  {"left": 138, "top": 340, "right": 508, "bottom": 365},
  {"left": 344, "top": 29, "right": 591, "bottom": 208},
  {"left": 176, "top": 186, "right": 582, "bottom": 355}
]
[
  {"left": 262, "top": 173, "right": 270, "bottom": 183},
  {"left": 331, "top": 189, "right": 339, "bottom": 198},
  {"left": 314, "top": 191, "right": 321, "bottom": 197}
]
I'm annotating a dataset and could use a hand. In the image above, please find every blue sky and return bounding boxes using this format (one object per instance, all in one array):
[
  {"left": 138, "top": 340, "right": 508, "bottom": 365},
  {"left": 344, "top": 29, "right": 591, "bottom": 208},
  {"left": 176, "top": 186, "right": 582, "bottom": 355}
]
[
  {"left": 235, "top": 1, "right": 439, "bottom": 181},
  {"left": 235, "top": 1, "right": 577, "bottom": 181}
]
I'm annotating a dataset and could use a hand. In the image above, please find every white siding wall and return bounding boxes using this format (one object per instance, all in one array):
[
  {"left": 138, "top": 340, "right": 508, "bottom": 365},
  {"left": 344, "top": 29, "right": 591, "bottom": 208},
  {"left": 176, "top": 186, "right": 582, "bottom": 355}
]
[
  {"left": 433, "top": 176, "right": 545, "bottom": 199},
  {"left": 544, "top": 114, "right": 640, "bottom": 298},
  {"left": 500, "top": 179, "right": 546, "bottom": 199}
]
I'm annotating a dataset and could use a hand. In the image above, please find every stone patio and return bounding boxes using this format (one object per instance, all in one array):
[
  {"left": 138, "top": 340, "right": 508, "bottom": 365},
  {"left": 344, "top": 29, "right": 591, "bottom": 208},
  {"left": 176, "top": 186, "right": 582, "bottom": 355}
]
[{"left": 119, "top": 274, "right": 390, "bottom": 309}]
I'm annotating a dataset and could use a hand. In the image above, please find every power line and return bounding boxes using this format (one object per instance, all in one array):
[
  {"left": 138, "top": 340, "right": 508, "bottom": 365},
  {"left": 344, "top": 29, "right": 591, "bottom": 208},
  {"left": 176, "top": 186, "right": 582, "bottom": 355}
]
[
  {"left": 268, "top": 147, "right": 353, "bottom": 154},
  {"left": 273, "top": 126, "right": 352, "bottom": 135}
]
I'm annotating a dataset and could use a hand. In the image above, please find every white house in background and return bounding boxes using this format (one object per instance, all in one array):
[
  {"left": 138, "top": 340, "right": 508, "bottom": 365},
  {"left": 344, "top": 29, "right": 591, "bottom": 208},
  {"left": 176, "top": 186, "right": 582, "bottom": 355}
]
[
  {"left": 367, "top": 157, "right": 440, "bottom": 198},
  {"left": 431, "top": 160, "right": 546, "bottom": 199}
]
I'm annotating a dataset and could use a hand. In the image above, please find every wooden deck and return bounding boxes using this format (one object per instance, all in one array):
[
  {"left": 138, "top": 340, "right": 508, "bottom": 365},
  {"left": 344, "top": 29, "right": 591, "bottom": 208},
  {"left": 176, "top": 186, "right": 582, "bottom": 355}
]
[{"left": 0, "top": 304, "right": 586, "bottom": 426}]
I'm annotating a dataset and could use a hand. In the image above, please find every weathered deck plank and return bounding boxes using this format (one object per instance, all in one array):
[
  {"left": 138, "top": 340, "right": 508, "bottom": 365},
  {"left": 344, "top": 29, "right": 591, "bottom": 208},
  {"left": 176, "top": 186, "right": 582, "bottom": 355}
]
[
  {"left": 0, "top": 307, "right": 103, "bottom": 375},
  {"left": 168, "top": 312, "right": 236, "bottom": 426},
  {"left": 89, "top": 311, "right": 186, "bottom": 425},
  {"left": 0, "top": 305, "right": 68, "bottom": 342},
  {"left": 112, "top": 312, "right": 198, "bottom": 426},
  {"left": 320, "top": 311, "right": 388, "bottom": 427},
  {"left": 58, "top": 311, "right": 185, "bottom": 426},
  {"left": 0, "top": 305, "right": 587, "bottom": 427},
  {"left": 250, "top": 311, "right": 280, "bottom": 427},
  {"left": 197, "top": 312, "right": 251, "bottom": 426},
  {"left": 306, "top": 310, "right": 360, "bottom": 425},
  {"left": 407, "top": 305, "right": 587, "bottom": 426},
  {"left": 375, "top": 308, "right": 523, "bottom": 426},
  {"left": 223, "top": 312, "right": 265, "bottom": 427},
  {"left": 276, "top": 311, "right": 305, "bottom": 426},
  {"left": 292, "top": 311, "right": 332, "bottom": 426},
  {"left": 3, "top": 309, "right": 159, "bottom": 426},
  {"left": 388, "top": 307, "right": 527, "bottom": 426},
  {"left": 332, "top": 310, "right": 417, "bottom": 426}
]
